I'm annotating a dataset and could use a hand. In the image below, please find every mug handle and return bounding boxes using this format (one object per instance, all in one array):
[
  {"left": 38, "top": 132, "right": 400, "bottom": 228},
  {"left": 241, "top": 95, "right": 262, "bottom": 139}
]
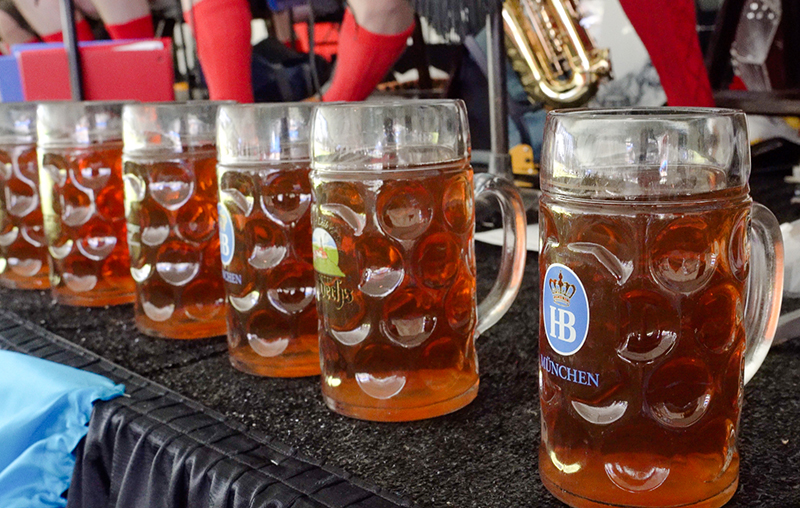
[
  {"left": 473, "top": 173, "right": 528, "bottom": 335},
  {"left": 743, "top": 202, "right": 784, "bottom": 384}
]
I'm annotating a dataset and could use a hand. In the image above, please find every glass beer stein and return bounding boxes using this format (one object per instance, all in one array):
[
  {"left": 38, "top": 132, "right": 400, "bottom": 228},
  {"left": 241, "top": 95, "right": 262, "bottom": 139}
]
[
  {"left": 122, "top": 102, "right": 227, "bottom": 339},
  {"left": 311, "top": 100, "right": 527, "bottom": 421},
  {"left": 216, "top": 103, "right": 319, "bottom": 377},
  {"left": 538, "top": 109, "right": 783, "bottom": 508},
  {"left": 0, "top": 103, "right": 48, "bottom": 289},
  {"left": 37, "top": 102, "right": 135, "bottom": 306}
]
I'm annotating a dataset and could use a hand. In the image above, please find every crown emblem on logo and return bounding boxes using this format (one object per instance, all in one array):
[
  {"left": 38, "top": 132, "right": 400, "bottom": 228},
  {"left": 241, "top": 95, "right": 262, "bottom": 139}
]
[{"left": 549, "top": 271, "right": 576, "bottom": 306}]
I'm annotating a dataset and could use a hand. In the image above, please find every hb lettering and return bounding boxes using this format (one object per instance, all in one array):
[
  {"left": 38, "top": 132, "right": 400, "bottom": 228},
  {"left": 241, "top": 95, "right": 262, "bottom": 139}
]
[
  {"left": 549, "top": 305, "right": 576, "bottom": 343},
  {"left": 220, "top": 234, "right": 231, "bottom": 257}
]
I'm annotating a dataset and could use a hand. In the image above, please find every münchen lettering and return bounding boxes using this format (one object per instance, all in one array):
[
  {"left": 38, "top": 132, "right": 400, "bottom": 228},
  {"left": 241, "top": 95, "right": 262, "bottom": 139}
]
[
  {"left": 540, "top": 354, "right": 599, "bottom": 387},
  {"left": 222, "top": 270, "right": 242, "bottom": 285}
]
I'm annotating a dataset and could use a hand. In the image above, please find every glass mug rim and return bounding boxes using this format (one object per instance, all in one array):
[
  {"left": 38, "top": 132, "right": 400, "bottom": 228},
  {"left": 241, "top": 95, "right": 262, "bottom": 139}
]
[
  {"left": 37, "top": 99, "right": 134, "bottom": 108},
  {"left": 311, "top": 99, "right": 470, "bottom": 173},
  {"left": 541, "top": 107, "right": 750, "bottom": 200},
  {"left": 124, "top": 100, "right": 234, "bottom": 115},
  {"left": 217, "top": 101, "right": 316, "bottom": 117},
  {"left": 123, "top": 101, "right": 228, "bottom": 156},
  {"left": 217, "top": 102, "right": 316, "bottom": 165},
  {"left": 309, "top": 159, "right": 470, "bottom": 175},
  {"left": 0, "top": 102, "right": 37, "bottom": 143},
  {"left": 123, "top": 99, "right": 231, "bottom": 109},
  {"left": 37, "top": 101, "right": 129, "bottom": 148},
  {"left": 314, "top": 98, "right": 467, "bottom": 109},
  {"left": 547, "top": 106, "right": 745, "bottom": 120}
]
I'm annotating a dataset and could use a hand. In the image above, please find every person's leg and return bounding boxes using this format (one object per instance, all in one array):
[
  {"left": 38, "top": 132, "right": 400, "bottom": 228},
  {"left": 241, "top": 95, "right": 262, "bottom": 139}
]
[
  {"left": 322, "top": 0, "right": 415, "bottom": 102},
  {"left": 0, "top": 7, "right": 37, "bottom": 54},
  {"left": 270, "top": 9, "right": 293, "bottom": 48},
  {"left": 85, "top": 0, "right": 153, "bottom": 39},
  {"left": 11, "top": 0, "right": 93, "bottom": 42},
  {"left": 618, "top": 0, "right": 714, "bottom": 107},
  {"left": 348, "top": 0, "right": 414, "bottom": 34},
  {"left": 182, "top": 0, "right": 253, "bottom": 102}
]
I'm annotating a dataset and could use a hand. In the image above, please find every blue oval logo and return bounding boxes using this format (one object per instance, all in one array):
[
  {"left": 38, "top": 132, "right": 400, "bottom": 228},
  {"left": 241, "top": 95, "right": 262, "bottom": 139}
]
[
  {"left": 543, "top": 263, "right": 589, "bottom": 356},
  {"left": 218, "top": 203, "right": 235, "bottom": 266}
]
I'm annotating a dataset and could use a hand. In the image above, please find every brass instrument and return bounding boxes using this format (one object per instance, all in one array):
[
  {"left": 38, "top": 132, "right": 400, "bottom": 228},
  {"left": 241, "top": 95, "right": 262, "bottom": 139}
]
[{"left": 503, "top": 0, "right": 611, "bottom": 107}]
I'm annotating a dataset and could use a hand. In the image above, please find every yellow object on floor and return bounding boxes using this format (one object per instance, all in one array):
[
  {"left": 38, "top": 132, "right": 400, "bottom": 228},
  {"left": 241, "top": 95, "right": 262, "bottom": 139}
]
[{"left": 510, "top": 143, "right": 537, "bottom": 188}]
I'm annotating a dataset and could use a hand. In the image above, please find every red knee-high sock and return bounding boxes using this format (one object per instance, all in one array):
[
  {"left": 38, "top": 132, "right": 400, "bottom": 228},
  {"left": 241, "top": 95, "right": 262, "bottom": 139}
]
[
  {"left": 41, "top": 19, "right": 94, "bottom": 42},
  {"left": 618, "top": 0, "right": 714, "bottom": 107},
  {"left": 106, "top": 15, "right": 154, "bottom": 40},
  {"left": 185, "top": 0, "right": 253, "bottom": 102},
  {"left": 323, "top": 9, "right": 414, "bottom": 102}
]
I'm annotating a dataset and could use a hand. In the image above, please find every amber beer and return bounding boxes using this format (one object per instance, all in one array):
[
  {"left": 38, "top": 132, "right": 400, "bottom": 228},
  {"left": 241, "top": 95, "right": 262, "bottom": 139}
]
[
  {"left": 0, "top": 144, "right": 48, "bottom": 289},
  {"left": 540, "top": 188, "right": 749, "bottom": 507},
  {"left": 124, "top": 148, "right": 226, "bottom": 339},
  {"left": 0, "top": 106, "right": 49, "bottom": 289},
  {"left": 38, "top": 144, "right": 135, "bottom": 305},
  {"left": 217, "top": 162, "right": 318, "bottom": 376},
  {"left": 313, "top": 161, "right": 481, "bottom": 421},
  {"left": 538, "top": 108, "right": 783, "bottom": 508}
]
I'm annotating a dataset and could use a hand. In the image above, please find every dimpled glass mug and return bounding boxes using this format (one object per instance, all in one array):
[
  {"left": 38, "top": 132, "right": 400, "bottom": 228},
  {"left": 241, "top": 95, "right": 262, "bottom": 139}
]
[
  {"left": 122, "top": 102, "right": 227, "bottom": 339},
  {"left": 216, "top": 103, "right": 319, "bottom": 377},
  {"left": 0, "top": 103, "right": 48, "bottom": 289},
  {"left": 37, "top": 102, "right": 135, "bottom": 306},
  {"left": 310, "top": 100, "right": 527, "bottom": 421},
  {"left": 538, "top": 109, "right": 783, "bottom": 508}
]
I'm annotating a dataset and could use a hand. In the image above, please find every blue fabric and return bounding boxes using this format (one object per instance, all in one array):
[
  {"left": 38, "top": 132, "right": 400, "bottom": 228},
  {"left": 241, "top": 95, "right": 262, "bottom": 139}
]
[
  {"left": 0, "top": 351, "right": 124, "bottom": 508},
  {"left": 0, "top": 55, "right": 24, "bottom": 103}
]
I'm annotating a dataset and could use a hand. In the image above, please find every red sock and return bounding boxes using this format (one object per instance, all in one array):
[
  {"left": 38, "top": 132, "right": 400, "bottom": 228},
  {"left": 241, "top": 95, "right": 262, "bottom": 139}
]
[
  {"left": 41, "top": 19, "right": 94, "bottom": 43},
  {"left": 106, "top": 15, "right": 154, "bottom": 40},
  {"left": 619, "top": 0, "right": 714, "bottom": 107},
  {"left": 185, "top": 0, "right": 253, "bottom": 103},
  {"left": 323, "top": 9, "right": 414, "bottom": 102}
]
